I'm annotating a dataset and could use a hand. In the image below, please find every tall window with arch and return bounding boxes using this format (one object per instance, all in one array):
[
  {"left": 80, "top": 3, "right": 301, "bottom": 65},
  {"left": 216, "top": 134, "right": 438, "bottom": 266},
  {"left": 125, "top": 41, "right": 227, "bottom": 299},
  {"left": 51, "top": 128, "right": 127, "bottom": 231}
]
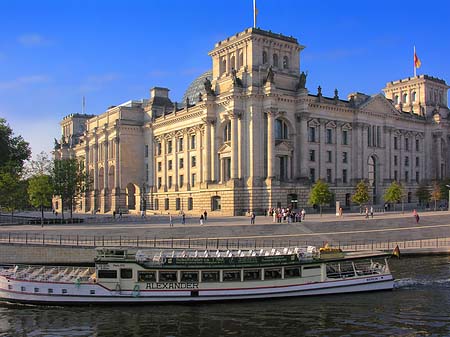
[
  {"left": 275, "top": 119, "right": 288, "bottom": 139},
  {"left": 230, "top": 55, "right": 235, "bottom": 71},
  {"left": 283, "top": 56, "right": 289, "bottom": 69},
  {"left": 262, "top": 51, "right": 268, "bottom": 64},
  {"left": 273, "top": 53, "right": 278, "bottom": 67}
]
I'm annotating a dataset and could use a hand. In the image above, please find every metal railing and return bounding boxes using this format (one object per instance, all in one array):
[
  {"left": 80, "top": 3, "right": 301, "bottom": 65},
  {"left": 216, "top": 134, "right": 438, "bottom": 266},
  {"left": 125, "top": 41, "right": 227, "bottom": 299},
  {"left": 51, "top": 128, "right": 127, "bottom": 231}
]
[{"left": 0, "top": 232, "right": 450, "bottom": 252}]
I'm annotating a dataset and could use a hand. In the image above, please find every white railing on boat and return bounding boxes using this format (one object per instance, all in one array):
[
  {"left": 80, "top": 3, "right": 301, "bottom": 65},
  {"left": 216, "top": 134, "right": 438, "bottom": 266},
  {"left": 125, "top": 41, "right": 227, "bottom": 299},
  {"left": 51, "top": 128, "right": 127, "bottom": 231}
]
[{"left": 0, "top": 265, "right": 95, "bottom": 283}]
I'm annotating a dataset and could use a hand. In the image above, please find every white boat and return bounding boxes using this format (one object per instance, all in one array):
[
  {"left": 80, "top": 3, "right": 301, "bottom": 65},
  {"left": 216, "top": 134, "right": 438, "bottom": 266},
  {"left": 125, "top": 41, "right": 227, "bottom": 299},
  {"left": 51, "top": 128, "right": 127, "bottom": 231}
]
[{"left": 0, "top": 246, "right": 394, "bottom": 304}]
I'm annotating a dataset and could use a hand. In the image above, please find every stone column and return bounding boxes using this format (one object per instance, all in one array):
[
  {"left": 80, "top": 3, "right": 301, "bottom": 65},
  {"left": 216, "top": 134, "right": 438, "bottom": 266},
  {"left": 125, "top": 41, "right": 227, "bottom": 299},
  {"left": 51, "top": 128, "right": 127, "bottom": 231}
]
[
  {"left": 267, "top": 111, "right": 276, "bottom": 178},
  {"left": 230, "top": 114, "right": 239, "bottom": 179},
  {"left": 197, "top": 128, "right": 203, "bottom": 183},
  {"left": 183, "top": 131, "right": 190, "bottom": 189},
  {"left": 211, "top": 122, "right": 216, "bottom": 182},
  {"left": 161, "top": 138, "right": 167, "bottom": 191},
  {"left": 114, "top": 137, "right": 120, "bottom": 189},
  {"left": 93, "top": 143, "right": 98, "bottom": 190},
  {"left": 204, "top": 121, "right": 211, "bottom": 182}
]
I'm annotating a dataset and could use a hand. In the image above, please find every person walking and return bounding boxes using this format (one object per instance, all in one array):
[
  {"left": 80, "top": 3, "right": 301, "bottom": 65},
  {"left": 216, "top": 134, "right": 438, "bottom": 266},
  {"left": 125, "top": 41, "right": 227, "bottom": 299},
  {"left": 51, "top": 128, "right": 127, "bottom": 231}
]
[
  {"left": 203, "top": 210, "right": 208, "bottom": 222},
  {"left": 200, "top": 214, "right": 204, "bottom": 225},
  {"left": 370, "top": 206, "right": 374, "bottom": 218},
  {"left": 250, "top": 211, "right": 256, "bottom": 224},
  {"left": 169, "top": 213, "right": 173, "bottom": 227},
  {"left": 181, "top": 211, "right": 186, "bottom": 225},
  {"left": 413, "top": 209, "right": 420, "bottom": 223},
  {"left": 301, "top": 208, "right": 306, "bottom": 221},
  {"left": 365, "top": 207, "right": 369, "bottom": 219}
]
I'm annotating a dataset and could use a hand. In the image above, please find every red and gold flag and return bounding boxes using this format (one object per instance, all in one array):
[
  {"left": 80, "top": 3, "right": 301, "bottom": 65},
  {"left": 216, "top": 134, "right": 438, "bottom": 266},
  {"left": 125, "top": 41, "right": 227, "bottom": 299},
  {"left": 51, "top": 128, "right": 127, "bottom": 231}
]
[{"left": 414, "top": 51, "right": 421, "bottom": 69}]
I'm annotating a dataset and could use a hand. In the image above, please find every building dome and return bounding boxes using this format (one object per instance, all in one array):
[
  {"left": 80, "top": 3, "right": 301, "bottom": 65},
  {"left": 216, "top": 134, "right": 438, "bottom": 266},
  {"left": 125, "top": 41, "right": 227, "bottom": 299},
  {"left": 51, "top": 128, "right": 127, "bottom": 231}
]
[{"left": 182, "top": 70, "right": 212, "bottom": 105}]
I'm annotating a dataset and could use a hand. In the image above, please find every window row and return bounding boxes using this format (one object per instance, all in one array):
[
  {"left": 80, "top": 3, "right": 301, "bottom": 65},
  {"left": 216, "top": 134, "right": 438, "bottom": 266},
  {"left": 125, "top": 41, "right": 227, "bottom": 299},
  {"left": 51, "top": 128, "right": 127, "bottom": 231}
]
[
  {"left": 393, "top": 137, "right": 420, "bottom": 152},
  {"left": 308, "top": 127, "right": 349, "bottom": 145},
  {"left": 393, "top": 156, "right": 421, "bottom": 167},
  {"left": 262, "top": 51, "right": 290, "bottom": 69},
  {"left": 157, "top": 173, "right": 196, "bottom": 190},
  {"left": 393, "top": 171, "right": 421, "bottom": 183},
  {"left": 309, "top": 150, "right": 348, "bottom": 164},
  {"left": 12, "top": 285, "right": 96, "bottom": 295},
  {"left": 309, "top": 168, "right": 348, "bottom": 184},
  {"left": 156, "top": 135, "right": 196, "bottom": 155},
  {"left": 157, "top": 156, "right": 196, "bottom": 172}
]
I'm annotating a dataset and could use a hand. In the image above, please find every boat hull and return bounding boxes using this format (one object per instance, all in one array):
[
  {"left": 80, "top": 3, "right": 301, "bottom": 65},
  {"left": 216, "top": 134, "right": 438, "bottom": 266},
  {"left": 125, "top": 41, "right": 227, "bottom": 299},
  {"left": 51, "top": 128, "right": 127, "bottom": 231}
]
[{"left": 0, "top": 274, "right": 394, "bottom": 305}]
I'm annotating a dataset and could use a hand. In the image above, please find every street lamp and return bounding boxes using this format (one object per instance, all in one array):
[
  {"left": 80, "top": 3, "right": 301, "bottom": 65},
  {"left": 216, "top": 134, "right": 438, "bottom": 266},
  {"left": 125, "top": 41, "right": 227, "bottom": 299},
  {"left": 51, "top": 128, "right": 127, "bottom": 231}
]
[{"left": 446, "top": 185, "right": 450, "bottom": 211}]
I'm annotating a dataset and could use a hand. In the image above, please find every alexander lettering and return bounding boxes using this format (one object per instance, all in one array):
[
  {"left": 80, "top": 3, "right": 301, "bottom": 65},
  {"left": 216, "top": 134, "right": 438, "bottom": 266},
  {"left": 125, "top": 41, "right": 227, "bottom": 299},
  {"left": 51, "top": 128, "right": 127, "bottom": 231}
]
[{"left": 145, "top": 282, "right": 199, "bottom": 290}]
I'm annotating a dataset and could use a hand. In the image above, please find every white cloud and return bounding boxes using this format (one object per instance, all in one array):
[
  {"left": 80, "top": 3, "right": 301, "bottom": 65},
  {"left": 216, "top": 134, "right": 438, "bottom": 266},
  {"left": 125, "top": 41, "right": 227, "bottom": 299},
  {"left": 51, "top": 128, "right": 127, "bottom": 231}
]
[
  {"left": 17, "top": 33, "right": 50, "bottom": 47},
  {"left": 0, "top": 75, "right": 49, "bottom": 90}
]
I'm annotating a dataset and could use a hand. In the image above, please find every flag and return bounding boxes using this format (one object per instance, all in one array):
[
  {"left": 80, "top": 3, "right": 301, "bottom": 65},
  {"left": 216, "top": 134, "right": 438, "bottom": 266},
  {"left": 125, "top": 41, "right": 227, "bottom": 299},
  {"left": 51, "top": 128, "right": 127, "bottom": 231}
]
[
  {"left": 392, "top": 245, "right": 400, "bottom": 258},
  {"left": 414, "top": 51, "right": 421, "bottom": 69}
]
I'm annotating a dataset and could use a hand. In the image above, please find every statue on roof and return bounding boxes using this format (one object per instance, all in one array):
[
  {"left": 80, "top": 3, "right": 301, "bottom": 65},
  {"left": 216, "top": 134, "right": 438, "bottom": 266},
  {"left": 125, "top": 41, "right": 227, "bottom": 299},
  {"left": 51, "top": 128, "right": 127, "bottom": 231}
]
[
  {"left": 265, "top": 66, "right": 275, "bottom": 84},
  {"left": 204, "top": 77, "right": 215, "bottom": 96},
  {"left": 298, "top": 71, "right": 307, "bottom": 89},
  {"left": 231, "top": 67, "right": 243, "bottom": 87}
]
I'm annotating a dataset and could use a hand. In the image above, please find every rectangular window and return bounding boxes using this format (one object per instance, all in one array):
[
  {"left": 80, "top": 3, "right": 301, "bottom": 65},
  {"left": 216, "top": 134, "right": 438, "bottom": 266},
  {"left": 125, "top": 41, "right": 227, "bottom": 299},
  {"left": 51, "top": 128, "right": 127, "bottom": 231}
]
[
  {"left": 145, "top": 163, "right": 149, "bottom": 182},
  {"left": 343, "top": 169, "right": 348, "bottom": 184},
  {"left": 138, "top": 271, "right": 156, "bottom": 282},
  {"left": 394, "top": 170, "right": 398, "bottom": 181},
  {"left": 244, "top": 269, "right": 261, "bottom": 281},
  {"left": 188, "top": 197, "right": 193, "bottom": 210},
  {"left": 157, "top": 142, "right": 162, "bottom": 155},
  {"left": 284, "top": 267, "right": 301, "bottom": 278},
  {"left": 264, "top": 268, "right": 282, "bottom": 280},
  {"left": 175, "top": 198, "right": 180, "bottom": 210},
  {"left": 179, "top": 158, "right": 184, "bottom": 169},
  {"left": 159, "top": 271, "right": 177, "bottom": 282},
  {"left": 394, "top": 155, "right": 398, "bottom": 166},
  {"left": 405, "top": 156, "right": 409, "bottom": 167},
  {"left": 191, "top": 135, "right": 196, "bottom": 149},
  {"left": 168, "top": 160, "right": 173, "bottom": 170},
  {"left": 326, "top": 169, "right": 332, "bottom": 183},
  {"left": 309, "top": 149, "right": 315, "bottom": 162},
  {"left": 405, "top": 138, "right": 409, "bottom": 151},
  {"left": 144, "top": 144, "right": 149, "bottom": 158},
  {"left": 368, "top": 127, "right": 372, "bottom": 147},
  {"left": 120, "top": 269, "right": 133, "bottom": 279},
  {"left": 34, "top": 288, "right": 39, "bottom": 293},
  {"left": 167, "top": 140, "right": 173, "bottom": 154},
  {"left": 416, "top": 139, "right": 420, "bottom": 152},
  {"left": 48, "top": 288, "right": 53, "bottom": 294},
  {"left": 309, "top": 168, "right": 315, "bottom": 183},
  {"left": 223, "top": 270, "right": 241, "bottom": 282},
  {"left": 202, "top": 271, "right": 219, "bottom": 282},
  {"left": 191, "top": 156, "right": 196, "bottom": 167},
  {"left": 62, "top": 289, "right": 67, "bottom": 294},
  {"left": 178, "top": 138, "right": 184, "bottom": 152},
  {"left": 308, "top": 127, "right": 316, "bottom": 142},
  {"left": 416, "top": 171, "right": 420, "bottom": 183},
  {"left": 405, "top": 171, "right": 409, "bottom": 182},
  {"left": 342, "top": 151, "right": 348, "bottom": 164},
  {"left": 157, "top": 177, "right": 162, "bottom": 189},
  {"left": 98, "top": 270, "right": 117, "bottom": 279},
  {"left": 327, "top": 150, "right": 332, "bottom": 163},
  {"left": 158, "top": 162, "right": 162, "bottom": 172},
  {"left": 342, "top": 130, "right": 348, "bottom": 145},
  {"left": 191, "top": 173, "right": 196, "bottom": 187},
  {"left": 326, "top": 129, "right": 332, "bottom": 144},
  {"left": 154, "top": 199, "right": 159, "bottom": 210},
  {"left": 164, "top": 198, "right": 169, "bottom": 210},
  {"left": 416, "top": 157, "right": 419, "bottom": 167},
  {"left": 21, "top": 286, "right": 26, "bottom": 292},
  {"left": 394, "top": 137, "right": 398, "bottom": 150},
  {"left": 168, "top": 176, "right": 172, "bottom": 189},
  {"left": 179, "top": 175, "right": 184, "bottom": 188},
  {"left": 181, "top": 271, "right": 199, "bottom": 282},
  {"left": 377, "top": 126, "right": 381, "bottom": 147}
]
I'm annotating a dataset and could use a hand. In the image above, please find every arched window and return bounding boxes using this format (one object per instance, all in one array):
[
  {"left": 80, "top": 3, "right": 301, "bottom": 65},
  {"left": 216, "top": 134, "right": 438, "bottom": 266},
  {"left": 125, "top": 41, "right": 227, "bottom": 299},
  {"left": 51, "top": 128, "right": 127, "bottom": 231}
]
[
  {"left": 403, "top": 93, "right": 408, "bottom": 104},
  {"left": 223, "top": 121, "right": 231, "bottom": 142},
  {"left": 262, "top": 51, "right": 268, "bottom": 64},
  {"left": 395, "top": 95, "right": 399, "bottom": 104},
  {"left": 412, "top": 91, "right": 417, "bottom": 102},
  {"left": 273, "top": 54, "right": 278, "bottom": 67},
  {"left": 275, "top": 119, "right": 288, "bottom": 139},
  {"left": 230, "top": 55, "right": 235, "bottom": 70},
  {"left": 368, "top": 156, "right": 376, "bottom": 187},
  {"left": 283, "top": 56, "right": 289, "bottom": 69},
  {"left": 238, "top": 51, "right": 243, "bottom": 69},
  {"left": 220, "top": 58, "right": 227, "bottom": 75}
]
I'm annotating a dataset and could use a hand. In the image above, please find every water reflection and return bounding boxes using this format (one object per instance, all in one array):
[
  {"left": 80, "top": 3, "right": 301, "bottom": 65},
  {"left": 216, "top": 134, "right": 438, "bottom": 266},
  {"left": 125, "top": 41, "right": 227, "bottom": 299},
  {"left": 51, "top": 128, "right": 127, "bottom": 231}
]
[{"left": 0, "top": 256, "right": 449, "bottom": 337}]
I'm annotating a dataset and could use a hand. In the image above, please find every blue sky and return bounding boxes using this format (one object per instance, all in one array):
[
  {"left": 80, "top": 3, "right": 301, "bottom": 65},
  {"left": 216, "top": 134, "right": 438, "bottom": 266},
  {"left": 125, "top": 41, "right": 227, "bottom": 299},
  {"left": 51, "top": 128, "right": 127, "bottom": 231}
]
[{"left": 1, "top": 0, "right": 449, "bottom": 158}]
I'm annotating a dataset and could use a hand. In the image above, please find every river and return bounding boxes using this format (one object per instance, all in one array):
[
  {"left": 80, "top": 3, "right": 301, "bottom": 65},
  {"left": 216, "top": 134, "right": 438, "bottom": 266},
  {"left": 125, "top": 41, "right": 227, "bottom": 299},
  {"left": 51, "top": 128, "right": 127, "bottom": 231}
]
[{"left": 0, "top": 256, "right": 449, "bottom": 336}]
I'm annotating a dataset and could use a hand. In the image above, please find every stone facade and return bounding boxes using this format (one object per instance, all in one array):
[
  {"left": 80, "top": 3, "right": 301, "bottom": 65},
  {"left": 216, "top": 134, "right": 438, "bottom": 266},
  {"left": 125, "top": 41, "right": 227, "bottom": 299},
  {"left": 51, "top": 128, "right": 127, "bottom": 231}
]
[{"left": 54, "top": 27, "right": 450, "bottom": 216}]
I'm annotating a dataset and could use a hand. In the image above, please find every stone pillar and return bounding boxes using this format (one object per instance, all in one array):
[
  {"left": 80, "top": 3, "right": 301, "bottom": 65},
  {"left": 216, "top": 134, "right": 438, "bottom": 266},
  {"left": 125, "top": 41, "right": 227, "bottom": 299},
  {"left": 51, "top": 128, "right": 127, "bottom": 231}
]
[
  {"left": 114, "top": 137, "right": 120, "bottom": 189},
  {"left": 230, "top": 114, "right": 239, "bottom": 179},
  {"left": 267, "top": 111, "right": 276, "bottom": 178},
  {"left": 197, "top": 128, "right": 203, "bottom": 183},
  {"left": 211, "top": 122, "right": 216, "bottom": 182},
  {"left": 204, "top": 121, "right": 211, "bottom": 182},
  {"left": 161, "top": 137, "right": 167, "bottom": 191},
  {"left": 93, "top": 143, "right": 98, "bottom": 190},
  {"left": 183, "top": 131, "right": 190, "bottom": 189}
]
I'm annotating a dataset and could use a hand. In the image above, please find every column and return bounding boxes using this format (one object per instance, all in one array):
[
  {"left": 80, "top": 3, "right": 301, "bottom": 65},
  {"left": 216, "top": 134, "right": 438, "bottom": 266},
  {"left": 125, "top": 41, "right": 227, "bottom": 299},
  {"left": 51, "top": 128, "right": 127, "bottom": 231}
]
[
  {"left": 267, "top": 112, "right": 276, "bottom": 178},
  {"left": 103, "top": 140, "right": 108, "bottom": 190},
  {"left": 204, "top": 121, "right": 211, "bottom": 182},
  {"left": 114, "top": 138, "right": 120, "bottom": 189},
  {"left": 197, "top": 128, "right": 203, "bottom": 183},
  {"left": 161, "top": 138, "right": 167, "bottom": 190},
  {"left": 93, "top": 143, "right": 98, "bottom": 190},
  {"left": 211, "top": 122, "right": 216, "bottom": 182},
  {"left": 183, "top": 131, "right": 190, "bottom": 188},
  {"left": 230, "top": 114, "right": 239, "bottom": 179}
]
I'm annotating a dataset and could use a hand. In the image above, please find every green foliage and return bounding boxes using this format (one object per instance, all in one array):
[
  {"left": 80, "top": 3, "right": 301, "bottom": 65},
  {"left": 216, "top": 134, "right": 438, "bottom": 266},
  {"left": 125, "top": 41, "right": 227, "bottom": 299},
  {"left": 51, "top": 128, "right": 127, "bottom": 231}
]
[
  {"left": 308, "top": 179, "right": 332, "bottom": 216},
  {"left": 430, "top": 182, "right": 441, "bottom": 211},
  {"left": 415, "top": 182, "right": 430, "bottom": 205},
  {"left": 352, "top": 180, "right": 370, "bottom": 206},
  {"left": 438, "top": 179, "right": 450, "bottom": 201},
  {"left": 52, "top": 158, "right": 91, "bottom": 220},
  {"left": 24, "top": 151, "right": 53, "bottom": 178},
  {"left": 28, "top": 174, "right": 53, "bottom": 225},
  {"left": 383, "top": 181, "right": 404, "bottom": 206},
  {"left": 0, "top": 172, "right": 28, "bottom": 216},
  {"left": 0, "top": 118, "right": 31, "bottom": 174}
]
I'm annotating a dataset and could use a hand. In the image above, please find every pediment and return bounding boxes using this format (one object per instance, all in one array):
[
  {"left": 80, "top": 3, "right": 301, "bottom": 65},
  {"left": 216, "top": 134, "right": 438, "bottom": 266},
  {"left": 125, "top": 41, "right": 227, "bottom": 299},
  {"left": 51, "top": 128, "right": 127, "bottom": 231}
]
[
  {"left": 275, "top": 140, "right": 293, "bottom": 152},
  {"left": 326, "top": 120, "right": 337, "bottom": 129},
  {"left": 359, "top": 94, "right": 400, "bottom": 115},
  {"left": 218, "top": 142, "right": 231, "bottom": 154},
  {"left": 341, "top": 122, "right": 352, "bottom": 130},
  {"left": 308, "top": 118, "right": 320, "bottom": 127}
]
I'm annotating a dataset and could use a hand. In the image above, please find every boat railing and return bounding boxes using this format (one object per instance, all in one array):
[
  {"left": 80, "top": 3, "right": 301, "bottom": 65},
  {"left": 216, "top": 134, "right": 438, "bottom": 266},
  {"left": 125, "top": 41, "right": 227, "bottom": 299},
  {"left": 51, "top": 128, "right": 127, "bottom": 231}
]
[{"left": 0, "top": 265, "right": 95, "bottom": 283}]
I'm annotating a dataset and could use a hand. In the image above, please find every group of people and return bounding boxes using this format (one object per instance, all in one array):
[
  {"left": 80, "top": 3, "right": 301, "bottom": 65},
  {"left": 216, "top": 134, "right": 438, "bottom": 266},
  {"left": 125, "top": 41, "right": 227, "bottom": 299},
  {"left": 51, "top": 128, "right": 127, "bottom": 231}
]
[
  {"left": 268, "top": 207, "right": 306, "bottom": 223},
  {"left": 364, "top": 206, "right": 374, "bottom": 219}
]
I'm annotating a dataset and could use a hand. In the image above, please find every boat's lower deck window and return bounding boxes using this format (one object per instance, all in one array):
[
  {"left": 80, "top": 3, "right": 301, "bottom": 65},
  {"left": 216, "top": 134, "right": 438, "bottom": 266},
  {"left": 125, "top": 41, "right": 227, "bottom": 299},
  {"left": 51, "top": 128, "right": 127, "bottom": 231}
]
[
  {"left": 62, "top": 289, "right": 67, "bottom": 294},
  {"left": 34, "top": 288, "right": 39, "bottom": 293},
  {"left": 48, "top": 289, "right": 53, "bottom": 294},
  {"left": 159, "top": 271, "right": 177, "bottom": 282},
  {"left": 138, "top": 271, "right": 156, "bottom": 282},
  {"left": 201, "top": 271, "right": 219, "bottom": 282},
  {"left": 181, "top": 271, "right": 199, "bottom": 282},
  {"left": 98, "top": 270, "right": 117, "bottom": 279},
  {"left": 21, "top": 286, "right": 26, "bottom": 292},
  {"left": 264, "top": 268, "right": 282, "bottom": 280},
  {"left": 223, "top": 270, "right": 241, "bottom": 282},
  {"left": 244, "top": 269, "right": 261, "bottom": 281},
  {"left": 90, "top": 290, "right": 95, "bottom": 295},
  {"left": 120, "top": 269, "right": 133, "bottom": 279},
  {"left": 284, "top": 267, "right": 301, "bottom": 278}
]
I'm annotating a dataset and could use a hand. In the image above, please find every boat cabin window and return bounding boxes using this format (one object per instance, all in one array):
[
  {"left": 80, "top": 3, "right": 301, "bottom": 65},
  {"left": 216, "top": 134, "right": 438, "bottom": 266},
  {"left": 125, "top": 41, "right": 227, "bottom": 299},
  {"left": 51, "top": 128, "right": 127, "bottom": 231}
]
[
  {"left": 181, "top": 271, "right": 199, "bottom": 282},
  {"left": 48, "top": 288, "right": 53, "bottom": 294},
  {"left": 21, "top": 286, "right": 26, "bottom": 292},
  {"left": 223, "top": 270, "right": 241, "bottom": 282},
  {"left": 62, "top": 289, "right": 67, "bottom": 294},
  {"left": 90, "top": 290, "right": 96, "bottom": 295},
  {"left": 201, "top": 271, "right": 219, "bottom": 282},
  {"left": 138, "top": 271, "right": 156, "bottom": 282},
  {"left": 264, "top": 268, "right": 282, "bottom": 280},
  {"left": 34, "top": 288, "right": 39, "bottom": 293},
  {"left": 98, "top": 270, "right": 118, "bottom": 279},
  {"left": 159, "top": 271, "right": 177, "bottom": 282},
  {"left": 120, "top": 269, "right": 133, "bottom": 279},
  {"left": 302, "top": 265, "right": 321, "bottom": 277},
  {"left": 244, "top": 269, "right": 261, "bottom": 281},
  {"left": 284, "top": 267, "right": 301, "bottom": 278}
]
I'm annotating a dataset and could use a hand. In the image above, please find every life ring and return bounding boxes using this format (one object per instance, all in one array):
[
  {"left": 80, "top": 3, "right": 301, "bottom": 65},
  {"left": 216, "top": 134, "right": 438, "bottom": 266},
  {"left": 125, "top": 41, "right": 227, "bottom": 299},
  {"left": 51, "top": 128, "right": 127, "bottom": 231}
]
[{"left": 132, "top": 284, "right": 140, "bottom": 297}]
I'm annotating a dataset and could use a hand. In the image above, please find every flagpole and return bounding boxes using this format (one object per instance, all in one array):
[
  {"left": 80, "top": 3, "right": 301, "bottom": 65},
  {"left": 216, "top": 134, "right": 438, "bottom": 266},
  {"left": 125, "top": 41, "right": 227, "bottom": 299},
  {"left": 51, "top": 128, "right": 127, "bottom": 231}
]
[
  {"left": 413, "top": 45, "right": 416, "bottom": 77},
  {"left": 253, "top": 0, "right": 256, "bottom": 28}
]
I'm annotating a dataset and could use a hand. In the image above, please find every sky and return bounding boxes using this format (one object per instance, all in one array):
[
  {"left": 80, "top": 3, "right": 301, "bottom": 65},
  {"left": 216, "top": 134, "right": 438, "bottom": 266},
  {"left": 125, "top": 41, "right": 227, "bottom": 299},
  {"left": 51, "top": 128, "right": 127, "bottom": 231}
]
[{"left": 1, "top": 0, "right": 449, "bottom": 159}]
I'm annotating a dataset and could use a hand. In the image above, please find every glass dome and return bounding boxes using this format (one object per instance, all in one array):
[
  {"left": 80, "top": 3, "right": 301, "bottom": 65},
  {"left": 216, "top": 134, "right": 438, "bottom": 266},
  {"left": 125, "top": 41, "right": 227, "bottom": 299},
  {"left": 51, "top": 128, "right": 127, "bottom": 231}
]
[{"left": 182, "top": 70, "right": 212, "bottom": 105}]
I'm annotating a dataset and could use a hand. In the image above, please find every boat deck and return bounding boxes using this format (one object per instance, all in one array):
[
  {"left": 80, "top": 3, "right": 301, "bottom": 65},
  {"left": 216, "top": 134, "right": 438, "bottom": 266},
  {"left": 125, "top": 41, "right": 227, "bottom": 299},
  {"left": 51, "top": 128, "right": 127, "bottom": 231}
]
[{"left": 0, "top": 265, "right": 96, "bottom": 283}]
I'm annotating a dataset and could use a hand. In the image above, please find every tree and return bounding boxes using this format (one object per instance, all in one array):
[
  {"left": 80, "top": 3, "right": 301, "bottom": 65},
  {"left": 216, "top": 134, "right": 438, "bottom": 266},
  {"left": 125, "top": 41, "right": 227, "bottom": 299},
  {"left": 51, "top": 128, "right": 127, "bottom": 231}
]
[
  {"left": 28, "top": 174, "right": 53, "bottom": 226},
  {"left": 430, "top": 182, "right": 441, "bottom": 211},
  {"left": 0, "top": 172, "right": 28, "bottom": 219},
  {"left": 24, "top": 151, "right": 53, "bottom": 178},
  {"left": 352, "top": 180, "right": 371, "bottom": 212},
  {"left": 52, "top": 158, "right": 91, "bottom": 221},
  {"left": 308, "top": 179, "right": 333, "bottom": 216},
  {"left": 383, "top": 181, "right": 404, "bottom": 211},
  {"left": 415, "top": 182, "right": 430, "bottom": 206},
  {"left": 0, "top": 118, "right": 31, "bottom": 174}
]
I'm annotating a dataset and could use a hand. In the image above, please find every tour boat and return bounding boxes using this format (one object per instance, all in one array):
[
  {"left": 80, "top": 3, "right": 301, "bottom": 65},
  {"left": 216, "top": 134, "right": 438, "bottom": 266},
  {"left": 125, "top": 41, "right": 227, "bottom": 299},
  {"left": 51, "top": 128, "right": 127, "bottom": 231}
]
[{"left": 0, "top": 246, "right": 395, "bottom": 305}]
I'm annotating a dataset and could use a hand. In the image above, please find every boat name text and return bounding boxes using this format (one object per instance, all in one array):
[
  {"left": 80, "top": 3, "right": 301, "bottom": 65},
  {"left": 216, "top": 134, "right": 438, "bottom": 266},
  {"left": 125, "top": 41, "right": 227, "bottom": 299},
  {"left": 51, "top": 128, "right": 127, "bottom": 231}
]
[{"left": 145, "top": 282, "right": 199, "bottom": 289}]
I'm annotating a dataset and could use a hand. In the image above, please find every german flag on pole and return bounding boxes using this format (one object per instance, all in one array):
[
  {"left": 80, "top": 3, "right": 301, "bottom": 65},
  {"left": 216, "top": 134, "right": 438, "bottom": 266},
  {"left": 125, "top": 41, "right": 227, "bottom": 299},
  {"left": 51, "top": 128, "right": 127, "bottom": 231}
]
[
  {"left": 392, "top": 245, "right": 401, "bottom": 259},
  {"left": 414, "top": 50, "right": 421, "bottom": 69}
]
